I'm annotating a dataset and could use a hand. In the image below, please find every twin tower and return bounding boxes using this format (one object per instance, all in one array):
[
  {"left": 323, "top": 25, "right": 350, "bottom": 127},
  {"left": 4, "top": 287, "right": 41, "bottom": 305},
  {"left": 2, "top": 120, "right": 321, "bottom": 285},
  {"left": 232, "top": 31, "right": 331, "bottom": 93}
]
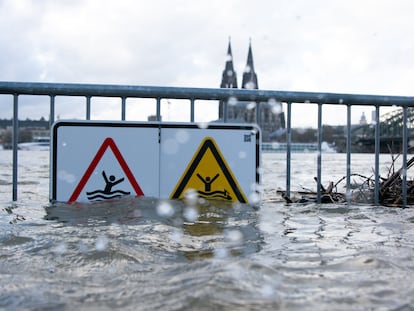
[
  {"left": 220, "top": 40, "right": 258, "bottom": 91},
  {"left": 219, "top": 40, "right": 285, "bottom": 142}
]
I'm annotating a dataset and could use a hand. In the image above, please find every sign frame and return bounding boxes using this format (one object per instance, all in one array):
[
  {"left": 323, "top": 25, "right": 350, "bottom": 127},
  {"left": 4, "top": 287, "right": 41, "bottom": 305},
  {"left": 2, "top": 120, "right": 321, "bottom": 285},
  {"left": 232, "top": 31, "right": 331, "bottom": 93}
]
[{"left": 51, "top": 121, "right": 261, "bottom": 204}]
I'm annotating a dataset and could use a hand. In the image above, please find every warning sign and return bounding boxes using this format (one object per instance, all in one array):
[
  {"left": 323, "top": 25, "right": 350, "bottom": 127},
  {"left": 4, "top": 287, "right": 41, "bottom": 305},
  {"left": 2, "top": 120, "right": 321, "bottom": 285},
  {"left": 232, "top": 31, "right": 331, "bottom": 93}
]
[
  {"left": 51, "top": 121, "right": 260, "bottom": 204},
  {"left": 68, "top": 137, "right": 144, "bottom": 203},
  {"left": 170, "top": 137, "right": 247, "bottom": 203},
  {"left": 51, "top": 121, "right": 160, "bottom": 202}
]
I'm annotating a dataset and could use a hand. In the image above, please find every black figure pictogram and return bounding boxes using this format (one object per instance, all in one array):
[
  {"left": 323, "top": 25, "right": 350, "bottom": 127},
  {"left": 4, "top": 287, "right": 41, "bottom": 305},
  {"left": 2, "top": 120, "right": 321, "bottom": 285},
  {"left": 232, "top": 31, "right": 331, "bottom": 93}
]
[
  {"left": 86, "top": 170, "right": 130, "bottom": 201},
  {"left": 102, "top": 171, "right": 124, "bottom": 194},
  {"left": 195, "top": 172, "right": 232, "bottom": 201},
  {"left": 196, "top": 173, "right": 219, "bottom": 192}
]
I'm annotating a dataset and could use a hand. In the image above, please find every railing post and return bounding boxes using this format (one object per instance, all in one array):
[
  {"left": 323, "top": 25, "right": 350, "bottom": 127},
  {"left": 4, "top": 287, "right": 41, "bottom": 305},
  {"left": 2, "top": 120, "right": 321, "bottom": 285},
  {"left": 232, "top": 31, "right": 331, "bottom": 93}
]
[
  {"left": 156, "top": 98, "right": 161, "bottom": 121},
  {"left": 86, "top": 96, "right": 91, "bottom": 120},
  {"left": 256, "top": 101, "right": 261, "bottom": 126},
  {"left": 374, "top": 105, "right": 380, "bottom": 205},
  {"left": 121, "top": 97, "right": 126, "bottom": 121},
  {"left": 286, "top": 102, "right": 292, "bottom": 200},
  {"left": 316, "top": 103, "right": 323, "bottom": 203},
  {"left": 402, "top": 106, "right": 408, "bottom": 207},
  {"left": 190, "top": 98, "right": 195, "bottom": 122},
  {"left": 346, "top": 104, "right": 351, "bottom": 203},
  {"left": 49, "top": 95, "right": 55, "bottom": 126},
  {"left": 223, "top": 99, "right": 228, "bottom": 123},
  {"left": 12, "top": 94, "right": 19, "bottom": 201}
]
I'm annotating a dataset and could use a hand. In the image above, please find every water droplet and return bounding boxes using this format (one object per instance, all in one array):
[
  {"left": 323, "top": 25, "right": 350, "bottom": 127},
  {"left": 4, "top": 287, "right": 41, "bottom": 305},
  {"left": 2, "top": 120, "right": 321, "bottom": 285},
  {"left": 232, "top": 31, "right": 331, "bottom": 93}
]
[
  {"left": 232, "top": 202, "right": 242, "bottom": 211},
  {"left": 244, "top": 65, "right": 251, "bottom": 73},
  {"left": 183, "top": 207, "right": 198, "bottom": 222},
  {"left": 260, "top": 284, "right": 275, "bottom": 298},
  {"left": 268, "top": 98, "right": 277, "bottom": 106},
  {"left": 245, "top": 81, "right": 256, "bottom": 90},
  {"left": 226, "top": 70, "right": 233, "bottom": 77},
  {"left": 228, "top": 96, "right": 238, "bottom": 106},
  {"left": 95, "top": 235, "right": 108, "bottom": 251},
  {"left": 169, "top": 228, "right": 183, "bottom": 243},
  {"left": 184, "top": 188, "right": 199, "bottom": 206},
  {"left": 249, "top": 192, "right": 261, "bottom": 205},
  {"left": 247, "top": 102, "right": 256, "bottom": 110},
  {"left": 161, "top": 138, "right": 179, "bottom": 155},
  {"left": 197, "top": 122, "right": 209, "bottom": 129},
  {"left": 52, "top": 243, "right": 67, "bottom": 255},
  {"left": 238, "top": 150, "right": 247, "bottom": 159},
  {"left": 271, "top": 104, "right": 282, "bottom": 114},
  {"left": 156, "top": 201, "right": 174, "bottom": 218},
  {"left": 250, "top": 182, "right": 262, "bottom": 192},
  {"left": 256, "top": 166, "right": 265, "bottom": 175},
  {"left": 338, "top": 98, "right": 344, "bottom": 104},
  {"left": 271, "top": 142, "right": 280, "bottom": 149},
  {"left": 57, "top": 170, "right": 76, "bottom": 183},
  {"left": 77, "top": 242, "right": 88, "bottom": 254},
  {"left": 214, "top": 247, "right": 229, "bottom": 259},
  {"left": 297, "top": 128, "right": 306, "bottom": 135},
  {"left": 175, "top": 129, "right": 190, "bottom": 144},
  {"left": 346, "top": 189, "right": 352, "bottom": 201},
  {"left": 225, "top": 229, "right": 243, "bottom": 245}
]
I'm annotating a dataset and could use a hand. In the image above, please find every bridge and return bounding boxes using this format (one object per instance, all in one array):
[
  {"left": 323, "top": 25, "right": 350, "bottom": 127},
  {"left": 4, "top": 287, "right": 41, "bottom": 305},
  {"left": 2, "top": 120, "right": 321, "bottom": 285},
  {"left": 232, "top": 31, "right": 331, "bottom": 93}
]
[{"left": 352, "top": 108, "right": 414, "bottom": 153}]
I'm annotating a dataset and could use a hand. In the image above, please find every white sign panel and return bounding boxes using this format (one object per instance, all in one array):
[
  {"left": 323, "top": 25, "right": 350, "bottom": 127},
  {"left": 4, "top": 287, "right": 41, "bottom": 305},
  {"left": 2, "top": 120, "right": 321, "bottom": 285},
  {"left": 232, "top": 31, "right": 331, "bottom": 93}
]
[
  {"left": 51, "top": 121, "right": 260, "bottom": 204},
  {"left": 160, "top": 125, "right": 259, "bottom": 204},
  {"left": 52, "top": 121, "right": 159, "bottom": 202}
]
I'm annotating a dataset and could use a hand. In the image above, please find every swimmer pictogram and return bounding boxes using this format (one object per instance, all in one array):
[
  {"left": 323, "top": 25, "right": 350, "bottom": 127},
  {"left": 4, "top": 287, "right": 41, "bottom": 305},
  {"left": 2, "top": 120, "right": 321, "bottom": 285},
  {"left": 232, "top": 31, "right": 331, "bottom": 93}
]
[
  {"left": 196, "top": 173, "right": 232, "bottom": 200},
  {"left": 170, "top": 137, "right": 247, "bottom": 203},
  {"left": 86, "top": 170, "right": 131, "bottom": 201},
  {"left": 68, "top": 137, "right": 144, "bottom": 203}
]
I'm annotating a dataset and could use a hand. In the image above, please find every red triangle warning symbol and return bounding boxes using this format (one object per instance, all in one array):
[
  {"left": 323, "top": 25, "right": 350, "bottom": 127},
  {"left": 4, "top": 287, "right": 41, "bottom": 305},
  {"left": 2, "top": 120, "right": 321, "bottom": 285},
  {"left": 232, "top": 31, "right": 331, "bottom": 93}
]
[{"left": 68, "top": 137, "right": 144, "bottom": 203}]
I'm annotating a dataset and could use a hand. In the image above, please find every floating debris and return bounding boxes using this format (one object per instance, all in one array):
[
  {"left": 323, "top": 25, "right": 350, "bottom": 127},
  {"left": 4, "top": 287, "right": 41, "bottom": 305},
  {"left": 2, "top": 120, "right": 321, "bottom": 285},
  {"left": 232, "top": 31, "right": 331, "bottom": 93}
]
[{"left": 279, "top": 154, "right": 414, "bottom": 207}]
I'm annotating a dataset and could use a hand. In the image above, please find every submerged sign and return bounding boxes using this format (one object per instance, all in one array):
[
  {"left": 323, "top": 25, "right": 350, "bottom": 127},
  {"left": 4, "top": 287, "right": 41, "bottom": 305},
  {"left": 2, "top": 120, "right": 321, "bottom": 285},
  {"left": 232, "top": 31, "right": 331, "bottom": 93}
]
[
  {"left": 51, "top": 121, "right": 260, "bottom": 204},
  {"left": 170, "top": 137, "right": 248, "bottom": 203}
]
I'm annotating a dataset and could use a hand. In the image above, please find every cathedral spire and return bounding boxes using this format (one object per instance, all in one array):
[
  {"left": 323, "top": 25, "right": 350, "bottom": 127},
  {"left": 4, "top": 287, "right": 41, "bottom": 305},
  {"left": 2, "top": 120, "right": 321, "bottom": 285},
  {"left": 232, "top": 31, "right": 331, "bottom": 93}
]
[
  {"left": 242, "top": 39, "right": 258, "bottom": 89},
  {"left": 220, "top": 37, "right": 238, "bottom": 88}
]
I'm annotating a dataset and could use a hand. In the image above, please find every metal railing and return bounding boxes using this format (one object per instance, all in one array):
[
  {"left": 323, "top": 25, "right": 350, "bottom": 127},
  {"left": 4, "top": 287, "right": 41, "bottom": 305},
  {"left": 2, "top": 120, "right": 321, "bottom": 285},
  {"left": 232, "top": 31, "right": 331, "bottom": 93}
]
[{"left": 1, "top": 81, "right": 414, "bottom": 205}]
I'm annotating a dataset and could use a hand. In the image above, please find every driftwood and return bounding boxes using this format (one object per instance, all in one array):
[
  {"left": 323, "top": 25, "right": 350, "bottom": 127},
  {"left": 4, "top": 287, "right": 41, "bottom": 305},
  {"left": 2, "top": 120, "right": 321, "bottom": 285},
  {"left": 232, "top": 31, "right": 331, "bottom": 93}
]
[
  {"left": 379, "top": 156, "right": 414, "bottom": 206},
  {"left": 279, "top": 155, "right": 414, "bottom": 207}
]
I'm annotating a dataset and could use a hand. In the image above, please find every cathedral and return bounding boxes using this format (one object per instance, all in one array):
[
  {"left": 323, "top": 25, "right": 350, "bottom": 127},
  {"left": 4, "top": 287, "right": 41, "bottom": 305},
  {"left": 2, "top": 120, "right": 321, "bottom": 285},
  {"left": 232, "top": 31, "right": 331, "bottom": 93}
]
[{"left": 219, "top": 39, "right": 285, "bottom": 142}]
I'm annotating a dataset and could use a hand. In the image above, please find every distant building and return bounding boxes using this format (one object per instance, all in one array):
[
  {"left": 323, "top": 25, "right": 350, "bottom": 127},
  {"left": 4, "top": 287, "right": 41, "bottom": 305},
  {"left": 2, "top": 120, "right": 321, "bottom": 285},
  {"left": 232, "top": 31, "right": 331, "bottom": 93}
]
[
  {"left": 218, "top": 39, "right": 285, "bottom": 142},
  {"left": 147, "top": 115, "right": 160, "bottom": 121},
  {"left": 371, "top": 110, "right": 376, "bottom": 124},
  {"left": 359, "top": 112, "right": 367, "bottom": 125}
]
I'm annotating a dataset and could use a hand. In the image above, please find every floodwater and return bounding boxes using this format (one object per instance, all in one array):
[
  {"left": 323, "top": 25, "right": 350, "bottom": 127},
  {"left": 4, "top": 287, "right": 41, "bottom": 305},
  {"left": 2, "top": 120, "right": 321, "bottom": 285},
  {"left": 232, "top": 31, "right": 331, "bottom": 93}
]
[{"left": 1, "top": 150, "right": 414, "bottom": 310}]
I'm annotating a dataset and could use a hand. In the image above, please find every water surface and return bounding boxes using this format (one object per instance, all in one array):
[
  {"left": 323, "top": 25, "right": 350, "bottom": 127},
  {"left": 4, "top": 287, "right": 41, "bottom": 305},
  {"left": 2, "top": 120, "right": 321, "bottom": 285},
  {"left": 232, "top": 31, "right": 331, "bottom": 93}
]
[{"left": 1, "top": 151, "right": 414, "bottom": 310}]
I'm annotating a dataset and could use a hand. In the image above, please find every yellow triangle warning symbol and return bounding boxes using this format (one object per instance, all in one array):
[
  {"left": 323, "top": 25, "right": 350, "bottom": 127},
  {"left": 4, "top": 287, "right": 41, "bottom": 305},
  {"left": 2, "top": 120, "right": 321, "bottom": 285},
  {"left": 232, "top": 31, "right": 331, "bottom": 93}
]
[{"left": 170, "top": 137, "right": 248, "bottom": 203}]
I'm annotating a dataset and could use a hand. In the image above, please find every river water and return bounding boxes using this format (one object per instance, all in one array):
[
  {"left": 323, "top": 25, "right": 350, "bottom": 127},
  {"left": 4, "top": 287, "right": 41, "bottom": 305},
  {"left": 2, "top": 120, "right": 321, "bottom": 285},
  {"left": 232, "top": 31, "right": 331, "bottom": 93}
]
[{"left": 1, "top": 150, "right": 414, "bottom": 310}]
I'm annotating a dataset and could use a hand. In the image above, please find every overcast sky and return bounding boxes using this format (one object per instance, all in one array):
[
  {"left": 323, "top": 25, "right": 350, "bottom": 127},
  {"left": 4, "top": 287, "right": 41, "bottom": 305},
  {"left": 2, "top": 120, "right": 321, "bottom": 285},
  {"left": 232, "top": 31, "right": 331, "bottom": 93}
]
[{"left": 1, "top": 0, "right": 413, "bottom": 127}]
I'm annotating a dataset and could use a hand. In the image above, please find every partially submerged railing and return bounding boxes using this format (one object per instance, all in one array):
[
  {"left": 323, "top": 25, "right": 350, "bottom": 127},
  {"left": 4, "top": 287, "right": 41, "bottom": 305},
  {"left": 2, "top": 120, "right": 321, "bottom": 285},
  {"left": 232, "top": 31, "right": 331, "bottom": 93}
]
[{"left": 1, "top": 81, "right": 413, "bottom": 205}]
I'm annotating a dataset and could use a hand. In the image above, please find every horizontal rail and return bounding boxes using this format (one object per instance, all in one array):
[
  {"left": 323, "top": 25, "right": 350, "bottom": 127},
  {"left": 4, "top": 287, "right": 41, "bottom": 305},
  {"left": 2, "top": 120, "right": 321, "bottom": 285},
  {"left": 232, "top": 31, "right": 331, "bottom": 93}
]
[{"left": 1, "top": 81, "right": 414, "bottom": 106}]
